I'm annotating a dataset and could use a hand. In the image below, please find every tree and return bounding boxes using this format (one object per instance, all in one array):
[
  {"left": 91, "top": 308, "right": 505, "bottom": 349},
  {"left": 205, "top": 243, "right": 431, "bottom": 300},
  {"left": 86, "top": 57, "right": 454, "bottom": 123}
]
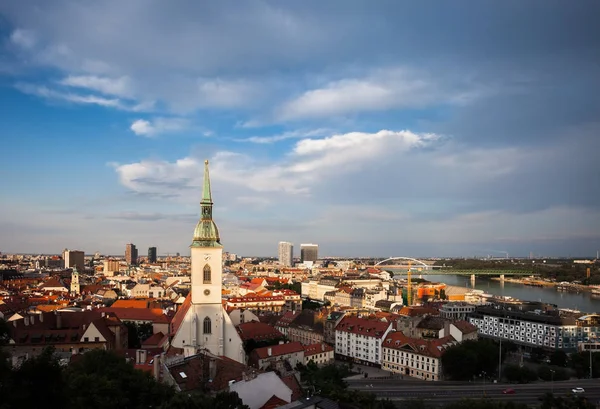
[
  {"left": 0, "top": 347, "right": 67, "bottom": 409},
  {"left": 550, "top": 350, "right": 568, "bottom": 367},
  {"left": 441, "top": 339, "right": 502, "bottom": 380},
  {"left": 65, "top": 349, "right": 175, "bottom": 409},
  {"left": 503, "top": 364, "right": 538, "bottom": 383}
]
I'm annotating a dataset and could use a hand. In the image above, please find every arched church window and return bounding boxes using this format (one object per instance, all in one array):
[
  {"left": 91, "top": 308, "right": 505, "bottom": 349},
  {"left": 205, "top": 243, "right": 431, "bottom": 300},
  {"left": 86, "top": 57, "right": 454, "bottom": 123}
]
[
  {"left": 203, "top": 317, "right": 211, "bottom": 334},
  {"left": 203, "top": 264, "right": 211, "bottom": 284}
]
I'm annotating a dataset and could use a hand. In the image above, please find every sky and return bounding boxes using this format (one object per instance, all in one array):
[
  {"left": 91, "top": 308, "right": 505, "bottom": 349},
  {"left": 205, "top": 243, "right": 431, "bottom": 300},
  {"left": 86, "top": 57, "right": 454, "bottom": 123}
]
[{"left": 1, "top": 1, "right": 599, "bottom": 258}]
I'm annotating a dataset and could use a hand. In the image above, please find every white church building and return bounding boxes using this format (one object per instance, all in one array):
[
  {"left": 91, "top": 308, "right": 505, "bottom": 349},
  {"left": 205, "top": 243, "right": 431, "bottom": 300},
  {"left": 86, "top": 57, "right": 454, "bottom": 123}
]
[{"left": 170, "top": 160, "right": 246, "bottom": 363}]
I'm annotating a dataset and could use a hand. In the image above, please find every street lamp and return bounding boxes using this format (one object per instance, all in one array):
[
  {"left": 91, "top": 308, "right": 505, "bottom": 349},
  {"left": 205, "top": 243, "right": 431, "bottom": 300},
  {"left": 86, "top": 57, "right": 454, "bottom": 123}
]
[{"left": 480, "top": 371, "right": 487, "bottom": 396}]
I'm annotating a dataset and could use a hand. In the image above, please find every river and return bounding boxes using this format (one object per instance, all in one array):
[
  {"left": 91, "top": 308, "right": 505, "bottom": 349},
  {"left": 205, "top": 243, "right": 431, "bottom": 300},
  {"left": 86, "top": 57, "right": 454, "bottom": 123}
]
[{"left": 418, "top": 274, "right": 600, "bottom": 313}]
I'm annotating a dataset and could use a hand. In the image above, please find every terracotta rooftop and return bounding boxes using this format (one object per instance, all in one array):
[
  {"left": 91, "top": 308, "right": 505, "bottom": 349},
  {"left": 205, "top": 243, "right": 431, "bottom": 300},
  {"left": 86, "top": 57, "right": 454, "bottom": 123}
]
[
  {"left": 451, "top": 320, "right": 478, "bottom": 334},
  {"left": 260, "top": 395, "right": 289, "bottom": 409},
  {"left": 383, "top": 332, "right": 458, "bottom": 358},
  {"left": 398, "top": 306, "right": 439, "bottom": 317},
  {"left": 237, "top": 322, "right": 284, "bottom": 342},
  {"left": 252, "top": 341, "right": 305, "bottom": 360},
  {"left": 100, "top": 307, "right": 171, "bottom": 323},
  {"left": 335, "top": 316, "right": 391, "bottom": 338},
  {"left": 303, "top": 342, "right": 334, "bottom": 356}
]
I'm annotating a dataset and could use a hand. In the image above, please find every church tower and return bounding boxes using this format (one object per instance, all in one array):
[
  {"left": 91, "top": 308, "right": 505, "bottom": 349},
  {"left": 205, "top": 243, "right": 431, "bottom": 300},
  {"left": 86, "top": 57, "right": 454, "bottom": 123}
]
[
  {"left": 170, "top": 160, "right": 245, "bottom": 363},
  {"left": 70, "top": 266, "right": 80, "bottom": 295},
  {"left": 190, "top": 160, "right": 223, "bottom": 305}
]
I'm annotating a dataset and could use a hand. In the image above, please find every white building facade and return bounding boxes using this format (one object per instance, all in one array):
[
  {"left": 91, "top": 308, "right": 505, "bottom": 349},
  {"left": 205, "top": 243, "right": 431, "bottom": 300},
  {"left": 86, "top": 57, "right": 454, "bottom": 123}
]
[
  {"left": 278, "top": 242, "right": 294, "bottom": 267},
  {"left": 334, "top": 316, "right": 393, "bottom": 366}
]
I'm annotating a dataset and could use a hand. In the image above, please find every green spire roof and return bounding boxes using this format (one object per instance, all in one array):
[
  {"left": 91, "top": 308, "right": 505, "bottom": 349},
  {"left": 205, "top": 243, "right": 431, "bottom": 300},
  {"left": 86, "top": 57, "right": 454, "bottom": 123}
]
[
  {"left": 201, "top": 159, "right": 213, "bottom": 205},
  {"left": 191, "top": 160, "right": 222, "bottom": 248}
]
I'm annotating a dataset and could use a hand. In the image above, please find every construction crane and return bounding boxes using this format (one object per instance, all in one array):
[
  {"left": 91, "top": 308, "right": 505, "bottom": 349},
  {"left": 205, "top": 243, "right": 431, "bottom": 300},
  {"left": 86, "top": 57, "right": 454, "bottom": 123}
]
[{"left": 407, "top": 261, "right": 412, "bottom": 306}]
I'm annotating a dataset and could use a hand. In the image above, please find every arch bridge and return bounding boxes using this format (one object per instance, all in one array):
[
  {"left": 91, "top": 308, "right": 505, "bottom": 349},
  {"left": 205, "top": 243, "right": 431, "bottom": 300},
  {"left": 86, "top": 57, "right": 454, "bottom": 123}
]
[{"left": 375, "top": 257, "right": 533, "bottom": 276}]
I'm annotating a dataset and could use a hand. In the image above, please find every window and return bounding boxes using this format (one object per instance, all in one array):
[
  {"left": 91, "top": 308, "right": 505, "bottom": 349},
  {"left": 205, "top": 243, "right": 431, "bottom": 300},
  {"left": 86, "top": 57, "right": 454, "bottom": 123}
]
[
  {"left": 203, "top": 317, "right": 212, "bottom": 334},
  {"left": 203, "top": 264, "right": 211, "bottom": 284}
]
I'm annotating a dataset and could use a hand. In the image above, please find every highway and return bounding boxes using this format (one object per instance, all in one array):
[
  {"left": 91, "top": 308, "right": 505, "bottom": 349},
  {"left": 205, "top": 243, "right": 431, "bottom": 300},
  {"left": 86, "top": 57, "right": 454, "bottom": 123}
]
[{"left": 347, "top": 378, "right": 600, "bottom": 405}]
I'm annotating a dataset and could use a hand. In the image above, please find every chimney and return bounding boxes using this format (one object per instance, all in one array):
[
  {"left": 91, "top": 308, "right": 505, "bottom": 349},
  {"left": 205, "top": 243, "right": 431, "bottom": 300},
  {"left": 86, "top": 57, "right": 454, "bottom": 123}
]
[
  {"left": 153, "top": 354, "right": 161, "bottom": 380},
  {"left": 267, "top": 347, "right": 272, "bottom": 356},
  {"left": 115, "top": 324, "right": 122, "bottom": 349},
  {"left": 30, "top": 315, "right": 35, "bottom": 325},
  {"left": 24, "top": 317, "right": 29, "bottom": 326},
  {"left": 209, "top": 358, "right": 217, "bottom": 380},
  {"left": 136, "top": 349, "right": 147, "bottom": 365},
  {"left": 321, "top": 343, "right": 325, "bottom": 352},
  {"left": 39, "top": 313, "right": 43, "bottom": 322}
]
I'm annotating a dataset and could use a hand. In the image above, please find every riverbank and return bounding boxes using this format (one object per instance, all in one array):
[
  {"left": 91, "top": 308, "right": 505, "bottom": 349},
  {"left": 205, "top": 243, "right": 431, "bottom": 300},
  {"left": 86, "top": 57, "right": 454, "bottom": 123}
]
[{"left": 490, "top": 276, "right": 595, "bottom": 294}]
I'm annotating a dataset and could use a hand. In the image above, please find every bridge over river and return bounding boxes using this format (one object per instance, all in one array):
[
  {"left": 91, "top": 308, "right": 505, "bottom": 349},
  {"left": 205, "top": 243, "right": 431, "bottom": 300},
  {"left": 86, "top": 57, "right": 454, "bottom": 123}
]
[{"left": 375, "top": 257, "right": 533, "bottom": 277}]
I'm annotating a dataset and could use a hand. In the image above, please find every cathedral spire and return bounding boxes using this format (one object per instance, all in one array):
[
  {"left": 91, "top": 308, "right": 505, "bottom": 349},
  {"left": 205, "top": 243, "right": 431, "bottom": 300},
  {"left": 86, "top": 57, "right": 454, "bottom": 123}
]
[
  {"left": 201, "top": 160, "right": 213, "bottom": 206},
  {"left": 191, "top": 159, "right": 222, "bottom": 247}
]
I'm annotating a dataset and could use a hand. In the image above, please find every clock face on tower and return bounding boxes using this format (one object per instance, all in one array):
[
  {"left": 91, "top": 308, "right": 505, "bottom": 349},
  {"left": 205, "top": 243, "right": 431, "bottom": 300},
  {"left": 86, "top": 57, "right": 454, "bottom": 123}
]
[
  {"left": 204, "top": 254, "right": 211, "bottom": 261},
  {"left": 204, "top": 289, "right": 210, "bottom": 296}
]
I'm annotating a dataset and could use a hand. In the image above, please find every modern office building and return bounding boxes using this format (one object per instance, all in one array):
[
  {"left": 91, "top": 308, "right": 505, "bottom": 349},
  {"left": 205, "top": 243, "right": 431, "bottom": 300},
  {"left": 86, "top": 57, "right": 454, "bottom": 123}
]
[
  {"left": 63, "top": 249, "right": 85, "bottom": 270},
  {"left": 300, "top": 243, "right": 318, "bottom": 263},
  {"left": 468, "top": 306, "right": 600, "bottom": 351},
  {"left": 125, "top": 243, "right": 138, "bottom": 265},
  {"left": 278, "top": 242, "right": 294, "bottom": 267},
  {"left": 148, "top": 247, "right": 157, "bottom": 263}
]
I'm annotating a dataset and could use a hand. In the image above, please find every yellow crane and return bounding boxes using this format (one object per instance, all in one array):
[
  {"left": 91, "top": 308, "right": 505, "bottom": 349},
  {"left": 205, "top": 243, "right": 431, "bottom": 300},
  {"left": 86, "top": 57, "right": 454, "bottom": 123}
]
[{"left": 407, "top": 261, "right": 412, "bottom": 306}]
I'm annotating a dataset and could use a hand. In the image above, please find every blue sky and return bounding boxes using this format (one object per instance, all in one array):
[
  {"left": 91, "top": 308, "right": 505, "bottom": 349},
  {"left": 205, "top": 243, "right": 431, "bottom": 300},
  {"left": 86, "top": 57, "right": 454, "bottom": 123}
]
[{"left": 1, "top": 1, "right": 599, "bottom": 258}]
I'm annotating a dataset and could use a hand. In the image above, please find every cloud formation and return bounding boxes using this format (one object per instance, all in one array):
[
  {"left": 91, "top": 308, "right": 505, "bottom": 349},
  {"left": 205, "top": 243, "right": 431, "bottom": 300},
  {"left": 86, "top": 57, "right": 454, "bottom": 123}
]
[
  {"left": 1, "top": 1, "right": 599, "bottom": 256},
  {"left": 130, "top": 118, "right": 190, "bottom": 136}
]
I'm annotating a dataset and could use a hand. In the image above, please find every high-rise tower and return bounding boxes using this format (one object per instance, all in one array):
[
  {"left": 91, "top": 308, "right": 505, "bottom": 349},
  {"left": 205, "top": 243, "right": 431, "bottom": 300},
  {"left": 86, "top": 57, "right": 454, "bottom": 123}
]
[
  {"left": 148, "top": 247, "right": 157, "bottom": 263},
  {"left": 278, "top": 242, "right": 294, "bottom": 267},
  {"left": 300, "top": 243, "right": 319, "bottom": 263},
  {"left": 170, "top": 160, "right": 245, "bottom": 363}
]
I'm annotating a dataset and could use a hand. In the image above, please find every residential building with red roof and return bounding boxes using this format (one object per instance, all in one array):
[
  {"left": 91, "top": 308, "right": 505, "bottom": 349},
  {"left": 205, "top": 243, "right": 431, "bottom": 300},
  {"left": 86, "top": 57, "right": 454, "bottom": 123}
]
[
  {"left": 303, "top": 342, "right": 334, "bottom": 366},
  {"left": 7, "top": 310, "right": 128, "bottom": 363},
  {"left": 334, "top": 315, "right": 394, "bottom": 366},
  {"left": 236, "top": 322, "right": 284, "bottom": 343},
  {"left": 381, "top": 331, "right": 459, "bottom": 381},
  {"left": 249, "top": 341, "right": 305, "bottom": 369},
  {"left": 100, "top": 307, "right": 171, "bottom": 335}
]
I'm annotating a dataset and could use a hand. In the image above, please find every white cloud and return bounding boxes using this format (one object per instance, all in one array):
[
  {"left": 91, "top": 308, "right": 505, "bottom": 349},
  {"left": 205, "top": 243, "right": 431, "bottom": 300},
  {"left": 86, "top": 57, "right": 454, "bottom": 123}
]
[
  {"left": 10, "top": 29, "right": 36, "bottom": 48},
  {"left": 60, "top": 75, "right": 132, "bottom": 97},
  {"left": 130, "top": 117, "right": 190, "bottom": 137},
  {"left": 278, "top": 68, "right": 484, "bottom": 120},
  {"left": 113, "top": 129, "right": 441, "bottom": 199},
  {"left": 16, "top": 83, "right": 123, "bottom": 108},
  {"left": 237, "top": 128, "right": 332, "bottom": 144},
  {"left": 196, "top": 78, "right": 257, "bottom": 108}
]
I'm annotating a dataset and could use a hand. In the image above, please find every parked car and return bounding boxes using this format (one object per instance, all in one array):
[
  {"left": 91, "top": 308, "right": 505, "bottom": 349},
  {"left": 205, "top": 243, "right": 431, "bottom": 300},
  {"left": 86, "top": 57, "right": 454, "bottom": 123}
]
[
  {"left": 572, "top": 388, "right": 585, "bottom": 394},
  {"left": 502, "top": 388, "right": 516, "bottom": 395}
]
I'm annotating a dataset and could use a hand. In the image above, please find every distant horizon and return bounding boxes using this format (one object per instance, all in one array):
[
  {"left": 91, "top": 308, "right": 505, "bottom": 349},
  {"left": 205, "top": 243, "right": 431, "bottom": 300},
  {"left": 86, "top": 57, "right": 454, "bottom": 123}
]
[{"left": 2, "top": 250, "right": 599, "bottom": 261}]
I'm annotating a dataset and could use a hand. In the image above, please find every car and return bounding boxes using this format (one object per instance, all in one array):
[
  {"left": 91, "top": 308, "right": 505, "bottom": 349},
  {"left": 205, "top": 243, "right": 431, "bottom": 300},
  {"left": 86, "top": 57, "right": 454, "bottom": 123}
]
[
  {"left": 572, "top": 388, "right": 585, "bottom": 394},
  {"left": 502, "top": 388, "right": 516, "bottom": 394}
]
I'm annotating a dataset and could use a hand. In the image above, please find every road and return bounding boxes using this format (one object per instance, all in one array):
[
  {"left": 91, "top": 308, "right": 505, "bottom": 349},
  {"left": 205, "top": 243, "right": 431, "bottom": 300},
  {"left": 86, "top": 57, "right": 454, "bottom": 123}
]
[{"left": 347, "top": 378, "right": 600, "bottom": 405}]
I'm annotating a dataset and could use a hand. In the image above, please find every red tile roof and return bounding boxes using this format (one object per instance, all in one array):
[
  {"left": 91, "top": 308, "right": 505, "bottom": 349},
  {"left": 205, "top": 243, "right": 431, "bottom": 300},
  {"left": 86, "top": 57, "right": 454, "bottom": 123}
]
[
  {"left": 252, "top": 341, "right": 304, "bottom": 359},
  {"left": 112, "top": 299, "right": 152, "bottom": 309},
  {"left": 141, "top": 331, "right": 168, "bottom": 347},
  {"left": 335, "top": 316, "right": 391, "bottom": 338},
  {"left": 382, "top": 332, "right": 458, "bottom": 358},
  {"left": 303, "top": 342, "right": 334, "bottom": 356},
  {"left": 398, "top": 306, "right": 439, "bottom": 317},
  {"left": 280, "top": 374, "right": 303, "bottom": 401},
  {"left": 259, "top": 395, "right": 289, "bottom": 409},
  {"left": 275, "top": 311, "right": 300, "bottom": 328},
  {"left": 100, "top": 307, "right": 171, "bottom": 323},
  {"left": 451, "top": 320, "right": 478, "bottom": 334},
  {"left": 237, "top": 322, "right": 284, "bottom": 342}
]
